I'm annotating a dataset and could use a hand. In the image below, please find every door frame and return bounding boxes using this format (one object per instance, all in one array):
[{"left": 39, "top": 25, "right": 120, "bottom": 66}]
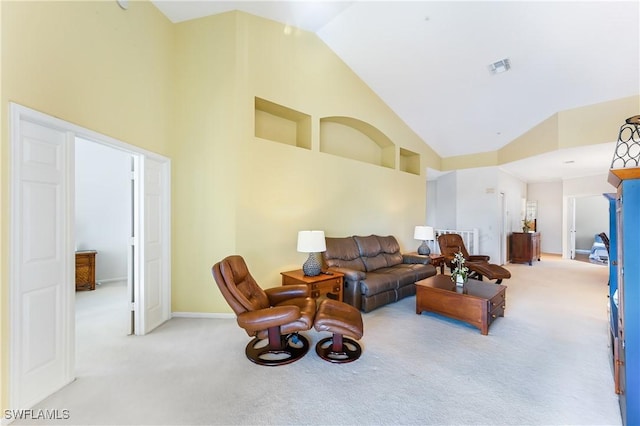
[
  {"left": 564, "top": 196, "right": 577, "bottom": 259},
  {"left": 9, "top": 103, "right": 171, "bottom": 409},
  {"left": 499, "top": 191, "right": 507, "bottom": 265}
]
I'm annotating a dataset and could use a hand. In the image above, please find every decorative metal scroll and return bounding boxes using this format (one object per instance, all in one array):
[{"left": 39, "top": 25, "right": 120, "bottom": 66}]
[{"left": 611, "top": 115, "right": 640, "bottom": 169}]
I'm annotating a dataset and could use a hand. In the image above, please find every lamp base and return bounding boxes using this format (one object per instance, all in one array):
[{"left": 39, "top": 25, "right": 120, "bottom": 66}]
[
  {"left": 417, "top": 241, "right": 431, "bottom": 256},
  {"left": 302, "top": 253, "right": 322, "bottom": 276}
]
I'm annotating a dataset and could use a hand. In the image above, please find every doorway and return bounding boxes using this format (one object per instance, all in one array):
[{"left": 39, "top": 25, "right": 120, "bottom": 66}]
[
  {"left": 9, "top": 103, "right": 171, "bottom": 411},
  {"left": 75, "top": 138, "right": 133, "bottom": 338},
  {"left": 570, "top": 195, "right": 610, "bottom": 264},
  {"left": 567, "top": 194, "right": 609, "bottom": 263}
]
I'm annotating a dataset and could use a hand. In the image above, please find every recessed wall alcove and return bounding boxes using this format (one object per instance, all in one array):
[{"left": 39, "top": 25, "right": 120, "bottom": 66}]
[
  {"left": 319, "top": 116, "right": 396, "bottom": 169},
  {"left": 399, "top": 148, "right": 420, "bottom": 175},
  {"left": 254, "top": 97, "right": 311, "bottom": 149}
]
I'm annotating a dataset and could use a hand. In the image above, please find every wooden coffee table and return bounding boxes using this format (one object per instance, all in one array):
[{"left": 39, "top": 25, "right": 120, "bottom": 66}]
[{"left": 416, "top": 274, "right": 507, "bottom": 335}]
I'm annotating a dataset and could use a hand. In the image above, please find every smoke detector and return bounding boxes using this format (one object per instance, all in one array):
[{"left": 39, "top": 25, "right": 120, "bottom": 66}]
[{"left": 489, "top": 58, "right": 511, "bottom": 74}]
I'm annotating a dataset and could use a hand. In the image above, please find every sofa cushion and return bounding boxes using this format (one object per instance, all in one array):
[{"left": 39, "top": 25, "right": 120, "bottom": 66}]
[
  {"left": 377, "top": 235, "right": 403, "bottom": 267},
  {"left": 359, "top": 271, "right": 398, "bottom": 296},
  {"left": 323, "top": 237, "right": 366, "bottom": 272},
  {"left": 377, "top": 265, "right": 418, "bottom": 287},
  {"left": 354, "top": 235, "right": 388, "bottom": 271}
]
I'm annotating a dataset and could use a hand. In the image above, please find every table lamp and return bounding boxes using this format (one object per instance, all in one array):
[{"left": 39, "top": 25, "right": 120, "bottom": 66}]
[
  {"left": 414, "top": 225, "right": 434, "bottom": 255},
  {"left": 297, "top": 230, "right": 326, "bottom": 276}
]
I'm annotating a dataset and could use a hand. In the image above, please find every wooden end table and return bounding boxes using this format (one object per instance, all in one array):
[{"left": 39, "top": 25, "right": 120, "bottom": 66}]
[
  {"left": 428, "top": 253, "right": 445, "bottom": 274},
  {"left": 416, "top": 274, "right": 506, "bottom": 335},
  {"left": 408, "top": 252, "right": 445, "bottom": 274},
  {"left": 281, "top": 269, "right": 344, "bottom": 302}
]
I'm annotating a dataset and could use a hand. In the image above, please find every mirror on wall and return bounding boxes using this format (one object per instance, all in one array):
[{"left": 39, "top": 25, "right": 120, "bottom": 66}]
[{"left": 525, "top": 200, "right": 537, "bottom": 232}]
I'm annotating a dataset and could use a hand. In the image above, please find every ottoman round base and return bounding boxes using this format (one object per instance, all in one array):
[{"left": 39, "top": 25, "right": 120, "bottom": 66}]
[
  {"left": 316, "top": 335, "right": 362, "bottom": 363},
  {"left": 314, "top": 299, "right": 364, "bottom": 363}
]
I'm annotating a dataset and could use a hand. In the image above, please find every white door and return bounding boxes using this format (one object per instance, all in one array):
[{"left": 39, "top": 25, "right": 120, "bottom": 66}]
[
  {"left": 10, "top": 112, "right": 75, "bottom": 409},
  {"left": 10, "top": 103, "right": 171, "bottom": 408},
  {"left": 136, "top": 156, "right": 171, "bottom": 334}
]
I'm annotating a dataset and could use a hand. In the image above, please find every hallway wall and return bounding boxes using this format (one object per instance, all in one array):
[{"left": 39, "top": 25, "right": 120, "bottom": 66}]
[{"left": 75, "top": 139, "right": 130, "bottom": 282}]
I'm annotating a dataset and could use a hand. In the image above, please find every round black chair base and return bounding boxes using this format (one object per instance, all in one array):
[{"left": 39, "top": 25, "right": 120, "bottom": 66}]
[
  {"left": 245, "top": 333, "right": 309, "bottom": 366},
  {"left": 315, "top": 336, "right": 362, "bottom": 363}
]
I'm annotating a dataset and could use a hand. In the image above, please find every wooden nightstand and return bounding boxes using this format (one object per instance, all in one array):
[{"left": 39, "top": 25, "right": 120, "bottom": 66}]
[
  {"left": 280, "top": 269, "right": 344, "bottom": 302},
  {"left": 75, "top": 250, "right": 97, "bottom": 291}
]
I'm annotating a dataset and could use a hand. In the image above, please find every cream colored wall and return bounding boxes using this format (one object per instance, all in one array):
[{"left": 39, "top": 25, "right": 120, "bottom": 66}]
[
  {"left": 171, "top": 12, "right": 435, "bottom": 313},
  {"left": 1, "top": 0, "right": 174, "bottom": 411},
  {"left": 170, "top": 12, "right": 242, "bottom": 313},
  {"left": 559, "top": 96, "right": 640, "bottom": 148},
  {"left": 499, "top": 114, "right": 560, "bottom": 164},
  {"left": 442, "top": 150, "right": 498, "bottom": 171},
  {"left": 239, "top": 13, "right": 432, "bottom": 286}
]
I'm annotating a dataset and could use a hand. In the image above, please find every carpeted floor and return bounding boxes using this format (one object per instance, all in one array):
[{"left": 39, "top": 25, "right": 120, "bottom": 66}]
[{"left": 19, "top": 255, "right": 621, "bottom": 425}]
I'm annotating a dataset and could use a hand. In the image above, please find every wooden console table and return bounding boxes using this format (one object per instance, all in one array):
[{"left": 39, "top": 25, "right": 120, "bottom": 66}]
[
  {"left": 75, "top": 250, "right": 97, "bottom": 291},
  {"left": 510, "top": 232, "right": 540, "bottom": 265}
]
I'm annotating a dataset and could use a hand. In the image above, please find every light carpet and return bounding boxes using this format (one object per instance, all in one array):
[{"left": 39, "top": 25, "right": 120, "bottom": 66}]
[{"left": 19, "top": 255, "right": 621, "bottom": 425}]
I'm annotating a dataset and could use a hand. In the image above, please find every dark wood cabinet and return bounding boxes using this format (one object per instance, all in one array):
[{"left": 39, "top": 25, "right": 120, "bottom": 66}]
[
  {"left": 75, "top": 250, "right": 97, "bottom": 291},
  {"left": 509, "top": 232, "right": 540, "bottom": 265}
]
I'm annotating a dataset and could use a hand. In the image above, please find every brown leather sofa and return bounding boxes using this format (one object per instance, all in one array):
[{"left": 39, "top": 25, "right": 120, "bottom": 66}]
[{"left": 322, "top": 235, "right": 436, "bottom": 312}]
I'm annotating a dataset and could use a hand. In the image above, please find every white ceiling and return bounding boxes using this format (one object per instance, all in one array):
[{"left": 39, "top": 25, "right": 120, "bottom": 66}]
[{"left": 151, "top": 0, "right": 640, "bottom": 183}]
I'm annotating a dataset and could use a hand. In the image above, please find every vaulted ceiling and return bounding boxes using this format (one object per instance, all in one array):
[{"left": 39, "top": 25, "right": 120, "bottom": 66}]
[{"left": 151, "top": 1, "right": 640, "bottom": 182}]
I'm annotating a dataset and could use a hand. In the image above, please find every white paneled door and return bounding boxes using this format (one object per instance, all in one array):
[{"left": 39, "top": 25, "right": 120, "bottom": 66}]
[
  {"left": 10, "top": 104, "right": 171, "bottom": 410},
  {"left": 10, "top": 113, "right": 75, "bottom": 409},
  {"left": 138, "top": 156, "right": 171, "bottom": 334}
]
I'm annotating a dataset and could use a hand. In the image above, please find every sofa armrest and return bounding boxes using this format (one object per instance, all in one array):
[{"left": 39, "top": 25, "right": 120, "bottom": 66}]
[
  {"left": 327, "top": 267, "right": 366, "bottom": 282},
  {"left": 327, "top": 267, "right": 365, "bottom": 310},
  {"left": 402, "top": 253, "right": 432, "bottom": 265}
]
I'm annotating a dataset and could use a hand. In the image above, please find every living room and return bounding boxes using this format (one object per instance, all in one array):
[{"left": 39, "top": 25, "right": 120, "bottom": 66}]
[{"left": 1, "top": 0, "right": 638, "bottom": 423}]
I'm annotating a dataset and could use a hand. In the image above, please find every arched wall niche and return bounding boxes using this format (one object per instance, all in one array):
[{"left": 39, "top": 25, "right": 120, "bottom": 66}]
[{"left": 320, "top": 116, "right": 395, "bottom": 169}]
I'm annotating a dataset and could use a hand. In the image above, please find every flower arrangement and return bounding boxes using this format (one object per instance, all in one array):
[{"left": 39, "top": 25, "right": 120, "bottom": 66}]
[
  {"left": 451, "top": 251, "right": 469, "bottom": 284},
  {"left": 522, "top": 218, "right": 534, "bottom": 232}
]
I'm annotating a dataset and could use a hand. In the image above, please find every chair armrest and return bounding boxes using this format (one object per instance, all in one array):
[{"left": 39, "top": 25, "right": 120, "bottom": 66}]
[
  {"left": 403, "top": 254, "right": 432, "bottom": 265},
  {"left": 327, "top": 267, "right": 366, "bottom": 282},
  {"left": 265, "top": 285, "right": 310, "bottom": 305},
  {"left": 236, "top": 305, "right": 300, "bottom": 332}
]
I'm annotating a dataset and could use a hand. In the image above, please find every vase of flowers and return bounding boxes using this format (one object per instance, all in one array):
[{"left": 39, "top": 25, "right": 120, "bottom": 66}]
[{"left": 451, "top": 251, "right": 468, "bottom": 286}]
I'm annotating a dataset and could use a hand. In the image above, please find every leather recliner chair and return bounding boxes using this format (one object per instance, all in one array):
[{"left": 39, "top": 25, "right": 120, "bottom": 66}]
[
  {"left": 438, "top": 233, "right": 511, "bottom": 284},
  {"left": 212, "top": 255, "right": 316, "bottom": 366},
  {"left": 438, "top": 233, "right": 490, "bottom": 270}
]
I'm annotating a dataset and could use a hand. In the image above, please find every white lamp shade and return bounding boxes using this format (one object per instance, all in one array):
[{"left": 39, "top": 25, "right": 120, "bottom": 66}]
[
  {"left": 297, "top": 230, "right": 326, "bottom": 253},
  {"left": 414, "top": 226, "right": 434, "bottom": 241}
]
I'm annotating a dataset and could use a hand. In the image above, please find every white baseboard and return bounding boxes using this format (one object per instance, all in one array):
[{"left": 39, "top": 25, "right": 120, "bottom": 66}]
[
  {"left": 575, "top": 249, "right": 590, "bottom": 254},
  {"left": 172, "top": 312, "right": 235, "bottom": 319},
  {"left": 96, "top": 277, "right": 127, "bottom": 285}
]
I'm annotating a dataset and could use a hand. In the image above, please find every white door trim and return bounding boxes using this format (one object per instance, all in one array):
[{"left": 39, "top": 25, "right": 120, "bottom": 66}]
[{"left": 9, "top": 103, "right": 171, "bottom": 409}]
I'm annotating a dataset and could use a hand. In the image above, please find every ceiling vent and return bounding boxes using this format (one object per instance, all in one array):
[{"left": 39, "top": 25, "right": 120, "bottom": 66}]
[{"left": 489, "top": 58, "right": 511, "bottom": 75}]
